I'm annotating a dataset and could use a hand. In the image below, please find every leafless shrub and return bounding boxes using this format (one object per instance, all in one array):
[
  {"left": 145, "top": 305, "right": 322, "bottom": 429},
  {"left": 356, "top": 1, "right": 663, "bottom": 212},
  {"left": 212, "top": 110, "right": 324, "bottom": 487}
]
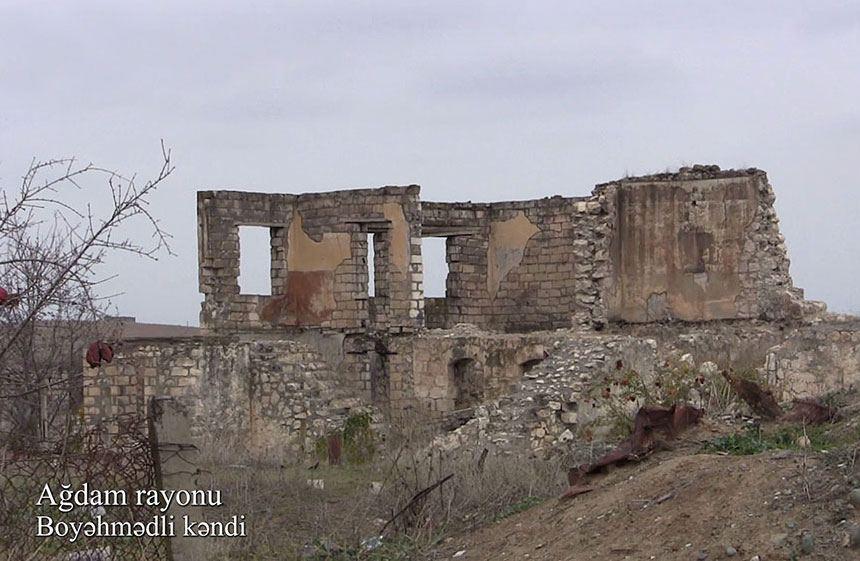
[
  {"left": 195, "top": 410, "right": 568, "bottom": 560},
  {"left": 0, "top": 145, "right": 173, "bottom": 448},
  {"left": 375, "top": 436, "right": 567, "bottom": 544}
]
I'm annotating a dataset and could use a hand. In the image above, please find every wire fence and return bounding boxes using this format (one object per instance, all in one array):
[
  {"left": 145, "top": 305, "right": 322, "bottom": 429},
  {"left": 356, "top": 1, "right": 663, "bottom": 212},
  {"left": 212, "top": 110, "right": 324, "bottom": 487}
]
[{"left": 0, "top": 413, "right": 169, "bottom": 561}]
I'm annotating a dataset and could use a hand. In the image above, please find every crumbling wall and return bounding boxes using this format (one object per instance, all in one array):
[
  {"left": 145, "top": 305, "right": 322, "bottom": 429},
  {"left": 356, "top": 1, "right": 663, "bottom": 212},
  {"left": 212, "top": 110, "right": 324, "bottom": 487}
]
[
  {"left": 198, "top": 186, "right": 423, "bottom": 333},
  {"left": 422, "top": 196, "right": 608, "bottom": 332},
  {"left": 112, "top": 164, "right": 831, "bottom": 458},
  {"left": 423, "top": 320, "right": 822, "bottom": 456},
  {"left": 600, "top": 166, "right": 800, "bottom": 323},
  {"left": 421, "top": 166, "right": 802, "bottom": 331},
  {"left": 423, "top": 316, "right": 860, "bottom": 457},
  {"left": 199, "top": 166, "right": 807, "bottom": 334},
  {"left": 763, "top": 318, "right": 860, "bottom": 399},
  {"left": 83, "top": 337, "right": 363, "bottom": 456},
  {"left": 428, "top": 333, "right": 662, "bottom": 455},
  {"left": 408, "top": 328, "right": 548, "bottom": 415}
]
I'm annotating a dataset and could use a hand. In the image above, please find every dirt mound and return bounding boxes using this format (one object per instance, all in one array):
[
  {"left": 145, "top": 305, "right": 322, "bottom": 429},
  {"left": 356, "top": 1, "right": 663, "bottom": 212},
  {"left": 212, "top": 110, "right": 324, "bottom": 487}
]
[{"left": 435, "top": 446, "right": 852, "bottom": 560}]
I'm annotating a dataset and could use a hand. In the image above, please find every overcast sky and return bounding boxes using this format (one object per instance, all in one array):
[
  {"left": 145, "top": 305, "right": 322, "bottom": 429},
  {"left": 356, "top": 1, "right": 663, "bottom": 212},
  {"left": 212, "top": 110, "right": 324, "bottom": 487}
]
[{"left": 1, "top": 0, "right": 858, "bottom": 325}]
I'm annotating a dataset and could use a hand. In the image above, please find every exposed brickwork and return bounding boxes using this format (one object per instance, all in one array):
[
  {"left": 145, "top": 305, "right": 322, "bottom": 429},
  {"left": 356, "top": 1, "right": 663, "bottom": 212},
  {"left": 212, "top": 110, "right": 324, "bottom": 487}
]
[
  {"left": 422, "top": 197, "right": 607, "bottom": 331},
  {"left": 198, "top": 186, "right": 423, "bottom": 333},
  {"left": 199, "top": 167, "right": 804, "bottom": 333}
]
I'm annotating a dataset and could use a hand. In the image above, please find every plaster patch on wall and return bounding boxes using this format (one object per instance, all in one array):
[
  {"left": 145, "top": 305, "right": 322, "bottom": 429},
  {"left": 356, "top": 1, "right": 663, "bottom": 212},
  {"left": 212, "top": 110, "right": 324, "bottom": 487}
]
[
  {"left": 383, "top": 202, "right": 410, "bottom": 273},
  {"left": 260, "top": 211, "right": 352, "bottom": 325},
  {"left": 487, "top": 211, "right": 540, "bottom": 299},
  {"left": 608, "top": 178, "right": 759, "bottom": 322},
  {"left": 286, "top": 211, "right": 351, "bottom": 271}
]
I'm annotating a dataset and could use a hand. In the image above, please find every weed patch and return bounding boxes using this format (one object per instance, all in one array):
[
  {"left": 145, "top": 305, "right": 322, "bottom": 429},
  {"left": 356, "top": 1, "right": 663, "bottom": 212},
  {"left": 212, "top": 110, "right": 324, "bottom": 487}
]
[
  {"left": 494, "top": 496, "right": 544, "bottom": 521},
  {"left": 702, "top": 424, "right": 835, "bottom": 455},
  {"left": 303, "top": 534, "right": 423, "bottom": 561}
]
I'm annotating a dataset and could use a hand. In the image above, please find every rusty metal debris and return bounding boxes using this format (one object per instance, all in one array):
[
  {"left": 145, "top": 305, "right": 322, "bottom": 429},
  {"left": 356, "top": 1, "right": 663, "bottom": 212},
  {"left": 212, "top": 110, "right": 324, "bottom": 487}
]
[
  {"left": 781, "top": 397, "right": 839, "bottom": 424},
  {"left": 561, "top": 485, "right": 594, "bottom": 499},
  {"left": 722, "top": 371, "right": 838, "bottom": 425},
  {"left": 327, "top": 432, "right": 343, "bottom": 465},
  {"left": 85, "top": 340, "right": 113, "bottom": 368},
  {"left": 564, "top": 404, "right": 703, "bottom": 495},
  {"left": 721, "top": 370, "right": 783, "bottom": 419}
]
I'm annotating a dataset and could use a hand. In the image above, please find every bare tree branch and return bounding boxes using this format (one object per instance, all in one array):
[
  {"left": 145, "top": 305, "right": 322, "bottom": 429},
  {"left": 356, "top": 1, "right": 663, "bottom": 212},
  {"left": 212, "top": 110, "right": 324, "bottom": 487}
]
[{"left": 0, "top": 142, "right": 173, "bottom": 446}]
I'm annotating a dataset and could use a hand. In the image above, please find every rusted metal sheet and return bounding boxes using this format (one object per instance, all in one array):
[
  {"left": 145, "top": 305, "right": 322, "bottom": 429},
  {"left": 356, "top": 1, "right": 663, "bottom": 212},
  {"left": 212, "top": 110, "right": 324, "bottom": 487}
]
[
  {"left": 85, "top": 341, "right": 114, "bottom": 368},
  {"left": 722, "top": 370, "right": 783, "bottom": 419},
  {"left": 565, "top": 404, "right": 703, "bottom": 492},
  {"left": 327, "top": 432, "right": 342, "bottom": 466},
  {"left": 782, "top": 397, "right": 839, "bottom": 424},
  {"left": 561, "top": 485, "right": 594, "bottom": 499},
  {"left": 723, "top": 371, "right": 839, "bottom": 424}
]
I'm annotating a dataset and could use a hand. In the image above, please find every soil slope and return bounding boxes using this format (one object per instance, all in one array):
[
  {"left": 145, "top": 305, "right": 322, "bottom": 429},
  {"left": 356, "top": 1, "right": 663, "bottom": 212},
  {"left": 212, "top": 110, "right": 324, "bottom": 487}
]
[{"left": 434, "top": 437, "right": 855, "bottom": 560}]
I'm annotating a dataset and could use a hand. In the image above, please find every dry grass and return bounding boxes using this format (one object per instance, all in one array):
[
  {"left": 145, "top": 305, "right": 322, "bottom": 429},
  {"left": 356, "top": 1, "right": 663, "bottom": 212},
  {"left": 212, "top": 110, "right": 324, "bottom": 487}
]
[{"left": 193, "top": 415, "right": 568, "bottom": 560}]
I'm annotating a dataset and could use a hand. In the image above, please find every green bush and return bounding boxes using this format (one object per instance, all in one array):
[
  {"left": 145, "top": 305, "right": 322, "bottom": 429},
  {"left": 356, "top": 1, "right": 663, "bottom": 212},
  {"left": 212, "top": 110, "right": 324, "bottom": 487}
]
[
  {"left": 494, "top": 496, "right": 544, "bottom": 521},
  {"left": 343, "top": 411, "right": 375, "bottom": 464},
  {"left": 313, "top": 412, "right": 376, "bottom": 465}
]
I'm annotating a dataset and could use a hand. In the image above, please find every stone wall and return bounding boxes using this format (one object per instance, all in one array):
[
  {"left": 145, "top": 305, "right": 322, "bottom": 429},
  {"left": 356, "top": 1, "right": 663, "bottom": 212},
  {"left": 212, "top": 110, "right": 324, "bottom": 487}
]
[
  {"left": 425, "top": 318, "right": 860, "bottom": 457},
  {"left": 763, "top": 317, "right": 860, "bottom": 399},
  {"left": 198, "top": 186, "right": 424, "bottom": 333},
  {"left": 428, "top": 332, "right": 661, "bottom": 455},
  {"left": 420, "top": 166, "right": 803, "bottom": 331},
  {"left": 91, "top": 164, "right": 829, "bottom": 457},
  {"left": 86, "top": 314, "right": 860, "bottom": 458},
  {"left": 393, "top": 326, "right": 549, "bottom": 416},
  {"left": 422, "top": 196, "right": 608, "bottom": 332},
  {"left": 83, "top": 336, "right": 363, "bottom": 456},
  {"left": 198, "top": 166, "right": 807, "bottom": 333}
]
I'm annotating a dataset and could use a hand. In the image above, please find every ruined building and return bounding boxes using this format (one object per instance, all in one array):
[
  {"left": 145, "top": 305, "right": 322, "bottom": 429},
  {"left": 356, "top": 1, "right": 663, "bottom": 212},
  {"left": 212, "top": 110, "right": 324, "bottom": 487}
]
[{"left": 84, "top": 165, "right": 859, "bottom": 455}]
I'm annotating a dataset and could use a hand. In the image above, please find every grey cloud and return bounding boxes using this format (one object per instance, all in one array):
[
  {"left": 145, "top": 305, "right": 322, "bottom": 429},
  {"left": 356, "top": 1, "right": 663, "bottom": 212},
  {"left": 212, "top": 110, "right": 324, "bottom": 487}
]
[
  {"left": 425, "top": 58, "right": 684, "bottom": 105},
  {"left": 798, "top": 3, "right": 860, "bottom": 35}
]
